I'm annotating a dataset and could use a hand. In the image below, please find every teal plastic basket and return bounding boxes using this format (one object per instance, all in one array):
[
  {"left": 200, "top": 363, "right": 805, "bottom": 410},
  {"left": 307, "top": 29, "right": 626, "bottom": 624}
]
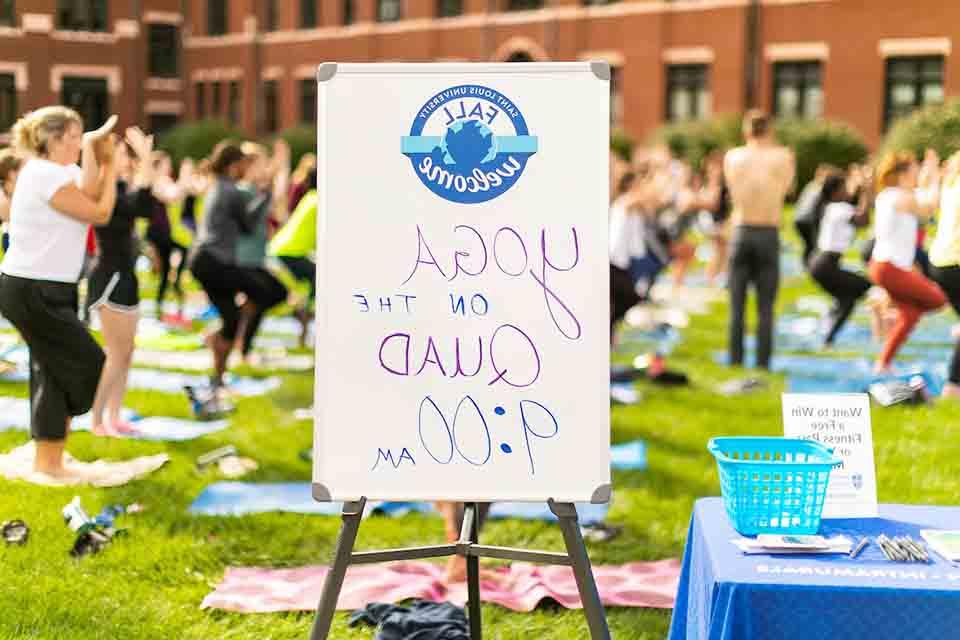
[{"left": 708, "top": 437, "right": 843, "bottom": 535}]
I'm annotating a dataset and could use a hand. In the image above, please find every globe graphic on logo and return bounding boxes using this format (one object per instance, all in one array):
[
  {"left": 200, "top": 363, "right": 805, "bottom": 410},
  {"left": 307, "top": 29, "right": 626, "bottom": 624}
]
[{"left": 441, "top": 120, "right": 498, "bottom": 170}]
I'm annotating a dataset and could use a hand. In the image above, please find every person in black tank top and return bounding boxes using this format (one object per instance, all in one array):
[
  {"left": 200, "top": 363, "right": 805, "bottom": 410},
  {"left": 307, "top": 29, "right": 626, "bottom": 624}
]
[{"left": 88, "top": 129, "right": 158, "bottom": 436}]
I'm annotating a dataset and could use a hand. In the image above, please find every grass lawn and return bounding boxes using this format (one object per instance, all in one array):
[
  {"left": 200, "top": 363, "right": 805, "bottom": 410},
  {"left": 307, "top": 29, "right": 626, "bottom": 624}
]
[{"left": 1, "top": 266, "right": 959, "bottom": 639}]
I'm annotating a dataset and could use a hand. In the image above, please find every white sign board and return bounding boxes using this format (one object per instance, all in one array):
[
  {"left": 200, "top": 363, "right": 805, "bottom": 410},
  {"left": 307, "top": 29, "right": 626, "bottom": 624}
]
[
  {"left": 313, "top": 62, "right": 611, "bottom": 503},
  {"left": 782, "top": 393, "right": 878, "bottom": 518}
]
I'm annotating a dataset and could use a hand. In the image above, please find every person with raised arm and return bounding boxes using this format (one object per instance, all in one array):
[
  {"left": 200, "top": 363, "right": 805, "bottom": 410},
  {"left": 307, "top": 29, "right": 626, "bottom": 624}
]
[
  {"left": 724, "top": 111, "right": 796, "bottom": 369},
  {"left": 0, "top": 107, "right": 118, "bottom": 481},
  {"left": 869, "top": 151, "right": 946, "bottom": 375},
  {"left": 87, "top": 128, "right": 160, "bottom": 436}
]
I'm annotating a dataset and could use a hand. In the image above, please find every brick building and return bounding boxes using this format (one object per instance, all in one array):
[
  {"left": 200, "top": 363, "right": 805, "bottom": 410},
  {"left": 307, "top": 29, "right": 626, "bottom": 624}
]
[{"left": 0, "top": 1, "right": 957, "bottom": 148}]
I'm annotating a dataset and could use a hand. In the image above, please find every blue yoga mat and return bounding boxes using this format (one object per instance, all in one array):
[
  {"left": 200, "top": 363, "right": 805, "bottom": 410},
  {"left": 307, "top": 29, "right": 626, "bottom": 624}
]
[
  {"left": 190, "top": 484, "right": 611, "bottom": 524},
  {"left": 189, "top": 482, "right": 344, "bottom": 516},
  {"left": 788, "top": 369, "right": 945, "bottom": 396},
  {"left": 190, "top": 442, "right": 645, "bottom": 519}
]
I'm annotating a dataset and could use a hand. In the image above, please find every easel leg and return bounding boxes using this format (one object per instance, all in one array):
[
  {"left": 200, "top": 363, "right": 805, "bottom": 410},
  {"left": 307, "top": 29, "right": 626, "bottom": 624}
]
[
  {"left": 309, "top": 498, "right": 366, "bottom": 640},
  {"left": 549, "top": 501, "right": 611, "bottom": 640},
  {"left": 463, "top": 502, "right": 482, "bottom": 640}
]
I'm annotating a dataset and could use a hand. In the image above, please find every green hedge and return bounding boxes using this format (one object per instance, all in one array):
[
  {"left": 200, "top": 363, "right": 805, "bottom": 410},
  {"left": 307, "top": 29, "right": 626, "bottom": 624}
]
[
  {"left": 775, "top": 118, "right": 868, "bottom": 191},
  {"left": 270, "top": 124, "right": 316, "bottom": 170},
  {"left": 651, "top": 115, "right": 868, "bottom": 191},
  {"left": 881, "top": 99, "right": 960, "bottom": 160},
  {"left": 156, "top": 119, "right": 246, "bottom": 167},
  {"left": 652, "top": 114, "right": 744, "bottom": 171}
]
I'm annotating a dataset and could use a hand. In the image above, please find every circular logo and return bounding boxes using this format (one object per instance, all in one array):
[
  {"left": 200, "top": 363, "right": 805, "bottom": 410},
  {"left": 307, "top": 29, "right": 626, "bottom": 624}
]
[{"left": 402, "top": 84, "right": 538, "bottom": 204}]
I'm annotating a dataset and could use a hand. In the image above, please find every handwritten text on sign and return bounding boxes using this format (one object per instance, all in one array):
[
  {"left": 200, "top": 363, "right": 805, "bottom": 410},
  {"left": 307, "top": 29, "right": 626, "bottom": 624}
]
[
  {"left": 782, "top": 393, "right": 878, "bottom": 518},
  {"left": 354, "top": 224, "right": 581, "bottom": 475}
]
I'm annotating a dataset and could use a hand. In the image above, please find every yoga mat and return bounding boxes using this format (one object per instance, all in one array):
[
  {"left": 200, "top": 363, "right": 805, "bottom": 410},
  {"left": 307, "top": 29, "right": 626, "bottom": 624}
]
[
  {"left": 189, "top": 482, "right": 345, "bottom": 516},
  {"left": 0, "top": 397, "right": 230, "bottom": 441},
  {"left": 136, "top": 331, "right": 304, "bottom": 353},
  {"left": 133, "top": 349, "right": 314, "bottom": 372},
  {"left": 0, "top": 441, "right": 168, "bottom": 487},
  {"left": 201, "top": 559, "right": 681, "bottom": 613},
  {"left": 127, "top": 369, "right": 281, "bottom": 396},
  {"left": 788, "top": 370, "right": 945, "bottom": 396},
  {"left": 191, "top": 442, "right": 645, "bottom": 518},
  {"left": 0, "top": 358, "right": 281, "bottom": 396}
]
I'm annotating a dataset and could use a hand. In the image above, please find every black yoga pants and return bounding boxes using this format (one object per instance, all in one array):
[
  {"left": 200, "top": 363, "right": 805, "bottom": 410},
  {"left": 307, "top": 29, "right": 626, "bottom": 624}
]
[
  {"left": 930, "top": 264, "right": 960, "bottom": 384},
  {"left": 728, "top": 226, "right": 780, "bottom": 369},
  {"left": 809, "top": 251, "right": 871, "bottom": 345},
  {"left": 190, "top": 250, "right": 287, "bottom": 354},
  {"left": 278, "top": 255, "right": 317, "bottom": 301},
  {"left": 0, "top": 274, "right": 104, "bottom": 440}
]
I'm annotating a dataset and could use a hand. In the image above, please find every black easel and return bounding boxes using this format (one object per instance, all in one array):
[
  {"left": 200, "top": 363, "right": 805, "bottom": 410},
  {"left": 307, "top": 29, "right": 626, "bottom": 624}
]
[{"left": 309, "top": 498, "right": 610, "bottom": 639}]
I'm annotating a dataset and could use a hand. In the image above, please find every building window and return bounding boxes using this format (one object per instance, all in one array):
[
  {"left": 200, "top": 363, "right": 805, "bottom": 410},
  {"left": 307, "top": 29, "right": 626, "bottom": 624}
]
[
  {"left": 195, "top": 83, "right": 206, "bottom": 119},
  {"left": 266, "top": 0, "right": 278, "bottom": 31},
  {"left": 0, "top": 1, "right": 15, "bottom": 27},
  {"left": 301, "top": 0, "right": 317, "bottom": 28},
  {"left": 377, "top": 0, "right": 402, "bottom": 22},
  {"left": 343, "top": 0, "right": 354, "bottom": 25},
  {"left": 437, "top": 0, "right": 462, "bottom": 17},
  {"left": 582, "top": 0, "right": 619, "bottom": 5},
  {"left": 208, "top": 0, "right": 227, "bottom": 36},
  {"left": 148, "top": 114, "right": 178, "bottom": 139},
  {"left": 263, "top": 79, "right": 278, "bottom": 133},
  {"left": 61, "top": 77, "right": 108, "bottom": 130},
  {"left": 884, "top": 56, "right": 944, "bottom": 129},
  {"left": 57, "top": 1, "right": 107, "bottom": 32},
  {"left": 228, "top": 81, "right": 240, "bottom": 125},
  {"left": 610, "top": 65, "right": 623, "bottom": 128},
  {"left": 301, "top": 78, "right": 316, "bottom": 124},
  {"left": 148, "top": 25, "right": 180, "bottom": 78},
  {"left": 666, "top": 64, "right": 710, "bottom": 122},
  {"left": 212, "top": 82, "right": 222, "bottom": 117},
  {"left": 507, "top": 0, "right": 544, "bottom": 10},
  {"left": 0, "top": 74, "right": 15, "bottom": 133},
  {"left": 773, "top": 61, "right": 822, "bottom": 120}
]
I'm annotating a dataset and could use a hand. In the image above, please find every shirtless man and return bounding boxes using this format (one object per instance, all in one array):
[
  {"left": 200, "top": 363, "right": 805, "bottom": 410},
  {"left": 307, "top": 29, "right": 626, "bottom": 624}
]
[{"left": 724, "top": 111, "right": 795, "bottom": 369}]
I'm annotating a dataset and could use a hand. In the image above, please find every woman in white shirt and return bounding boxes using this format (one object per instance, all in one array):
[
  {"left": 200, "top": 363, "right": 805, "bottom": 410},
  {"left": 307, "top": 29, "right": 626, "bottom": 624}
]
[
  {"left": 929, "top": 152, "right": 960, "bottom": 397},
  {"left": 808, "top": 173, "right": 872, "bottom": 346},
  {"left": 869, "top": 152, "right": 946, "bottom": 375},
  {"left": 0, "top": 107, "right": 118, "bottom": 481}
]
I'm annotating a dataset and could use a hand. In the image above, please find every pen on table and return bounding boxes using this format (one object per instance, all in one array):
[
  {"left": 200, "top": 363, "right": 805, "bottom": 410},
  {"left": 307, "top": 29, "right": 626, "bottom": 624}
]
[{"left": 849, "top": 537, "right": 869, "bottom": 559}]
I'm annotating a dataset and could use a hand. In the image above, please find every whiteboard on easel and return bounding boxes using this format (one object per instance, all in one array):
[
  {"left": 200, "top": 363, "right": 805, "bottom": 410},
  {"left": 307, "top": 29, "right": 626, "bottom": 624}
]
[{"left": 312, "top": 62, "right": 611, "bottom": 503}]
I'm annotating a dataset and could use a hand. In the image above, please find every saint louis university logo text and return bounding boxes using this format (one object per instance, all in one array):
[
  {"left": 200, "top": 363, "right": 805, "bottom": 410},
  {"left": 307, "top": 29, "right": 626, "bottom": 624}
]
[{"left": 401, "top": 84, "right": 538, "bottom": 204}]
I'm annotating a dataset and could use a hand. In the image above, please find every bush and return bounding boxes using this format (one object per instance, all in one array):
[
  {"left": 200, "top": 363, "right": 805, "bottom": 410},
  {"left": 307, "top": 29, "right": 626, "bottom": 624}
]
[
  {"left": 651, "top": 115, "right": 868, "bottom": 191},
  {"left": 775, "top": 118, "right": 868, "bottom": 191},
  {"left": 610, "top": 129, "right": 635, "bottom": 162},
  {"left": 651, "top": 114, "right": 743, "bottom": 171},
  {"left": 881, "top": 99, "right": 960, "bottom": 160},
  {"left": 156, "top": 119, "right": 247, "bottom": 167},
  {"left": 269, "top": 124, "right": 317, "bottom": 170}
]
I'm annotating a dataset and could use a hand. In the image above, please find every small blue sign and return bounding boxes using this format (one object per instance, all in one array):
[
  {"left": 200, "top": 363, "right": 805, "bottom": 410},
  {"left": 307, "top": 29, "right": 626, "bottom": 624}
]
[{"left": 402, "top": 84, "right": 537, "bottom": 204}]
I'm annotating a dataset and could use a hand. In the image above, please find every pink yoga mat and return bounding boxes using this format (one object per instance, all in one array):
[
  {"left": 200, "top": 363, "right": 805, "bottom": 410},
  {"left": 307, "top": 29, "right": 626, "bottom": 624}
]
[{"left": 201, "top": 559, "right": 680, "bottom": 613}]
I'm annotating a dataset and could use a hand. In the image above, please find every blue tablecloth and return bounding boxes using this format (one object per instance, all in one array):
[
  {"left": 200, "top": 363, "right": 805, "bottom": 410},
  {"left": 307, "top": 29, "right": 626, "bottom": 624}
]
[{"left": 668, "top": 498, "right": 960, "bottom": 640}]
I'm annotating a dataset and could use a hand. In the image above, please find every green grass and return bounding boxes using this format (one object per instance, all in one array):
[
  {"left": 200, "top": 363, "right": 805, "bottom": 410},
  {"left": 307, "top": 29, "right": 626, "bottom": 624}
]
[{"left": 1, "top": 267, "right": 959, "bottom": 639}]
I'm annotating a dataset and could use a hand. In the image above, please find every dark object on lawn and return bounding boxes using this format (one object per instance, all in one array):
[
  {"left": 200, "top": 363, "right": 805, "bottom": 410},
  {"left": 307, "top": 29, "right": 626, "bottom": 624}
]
[
  {"left": 349, "top": 601, "right": 469, "bottom": 640},
  {"left": 62, "top": 497, "right": 129, "bottom": 558},
  {"left": 716, "top": 378, "right": 767, "bottom": 396},
  {"left": 2, "top": 519, "right": 29, "bottom": 545},
  {"left": 71, "top": 528, "right": 112, "bottom": 558},
  {"left": 616, "top": 353, "right": 690, "bottom": 387},
  {"left": 581, "top": 523, "right": 624, "bottom": 543},
  {"left": 868, "top": 377, "right": 928, "bottom": 407},
  {"left": 184, "top": 385, "right": 236, "bottom": 420},
  {"left": 611, "top": 364, "right": 645, "bottom": 384},
  {"left": 197, "top": 445, "right": 239, "bottom": 470},
  {"left": 299, "top": 448, "right": 313, "bottom": 462}
]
